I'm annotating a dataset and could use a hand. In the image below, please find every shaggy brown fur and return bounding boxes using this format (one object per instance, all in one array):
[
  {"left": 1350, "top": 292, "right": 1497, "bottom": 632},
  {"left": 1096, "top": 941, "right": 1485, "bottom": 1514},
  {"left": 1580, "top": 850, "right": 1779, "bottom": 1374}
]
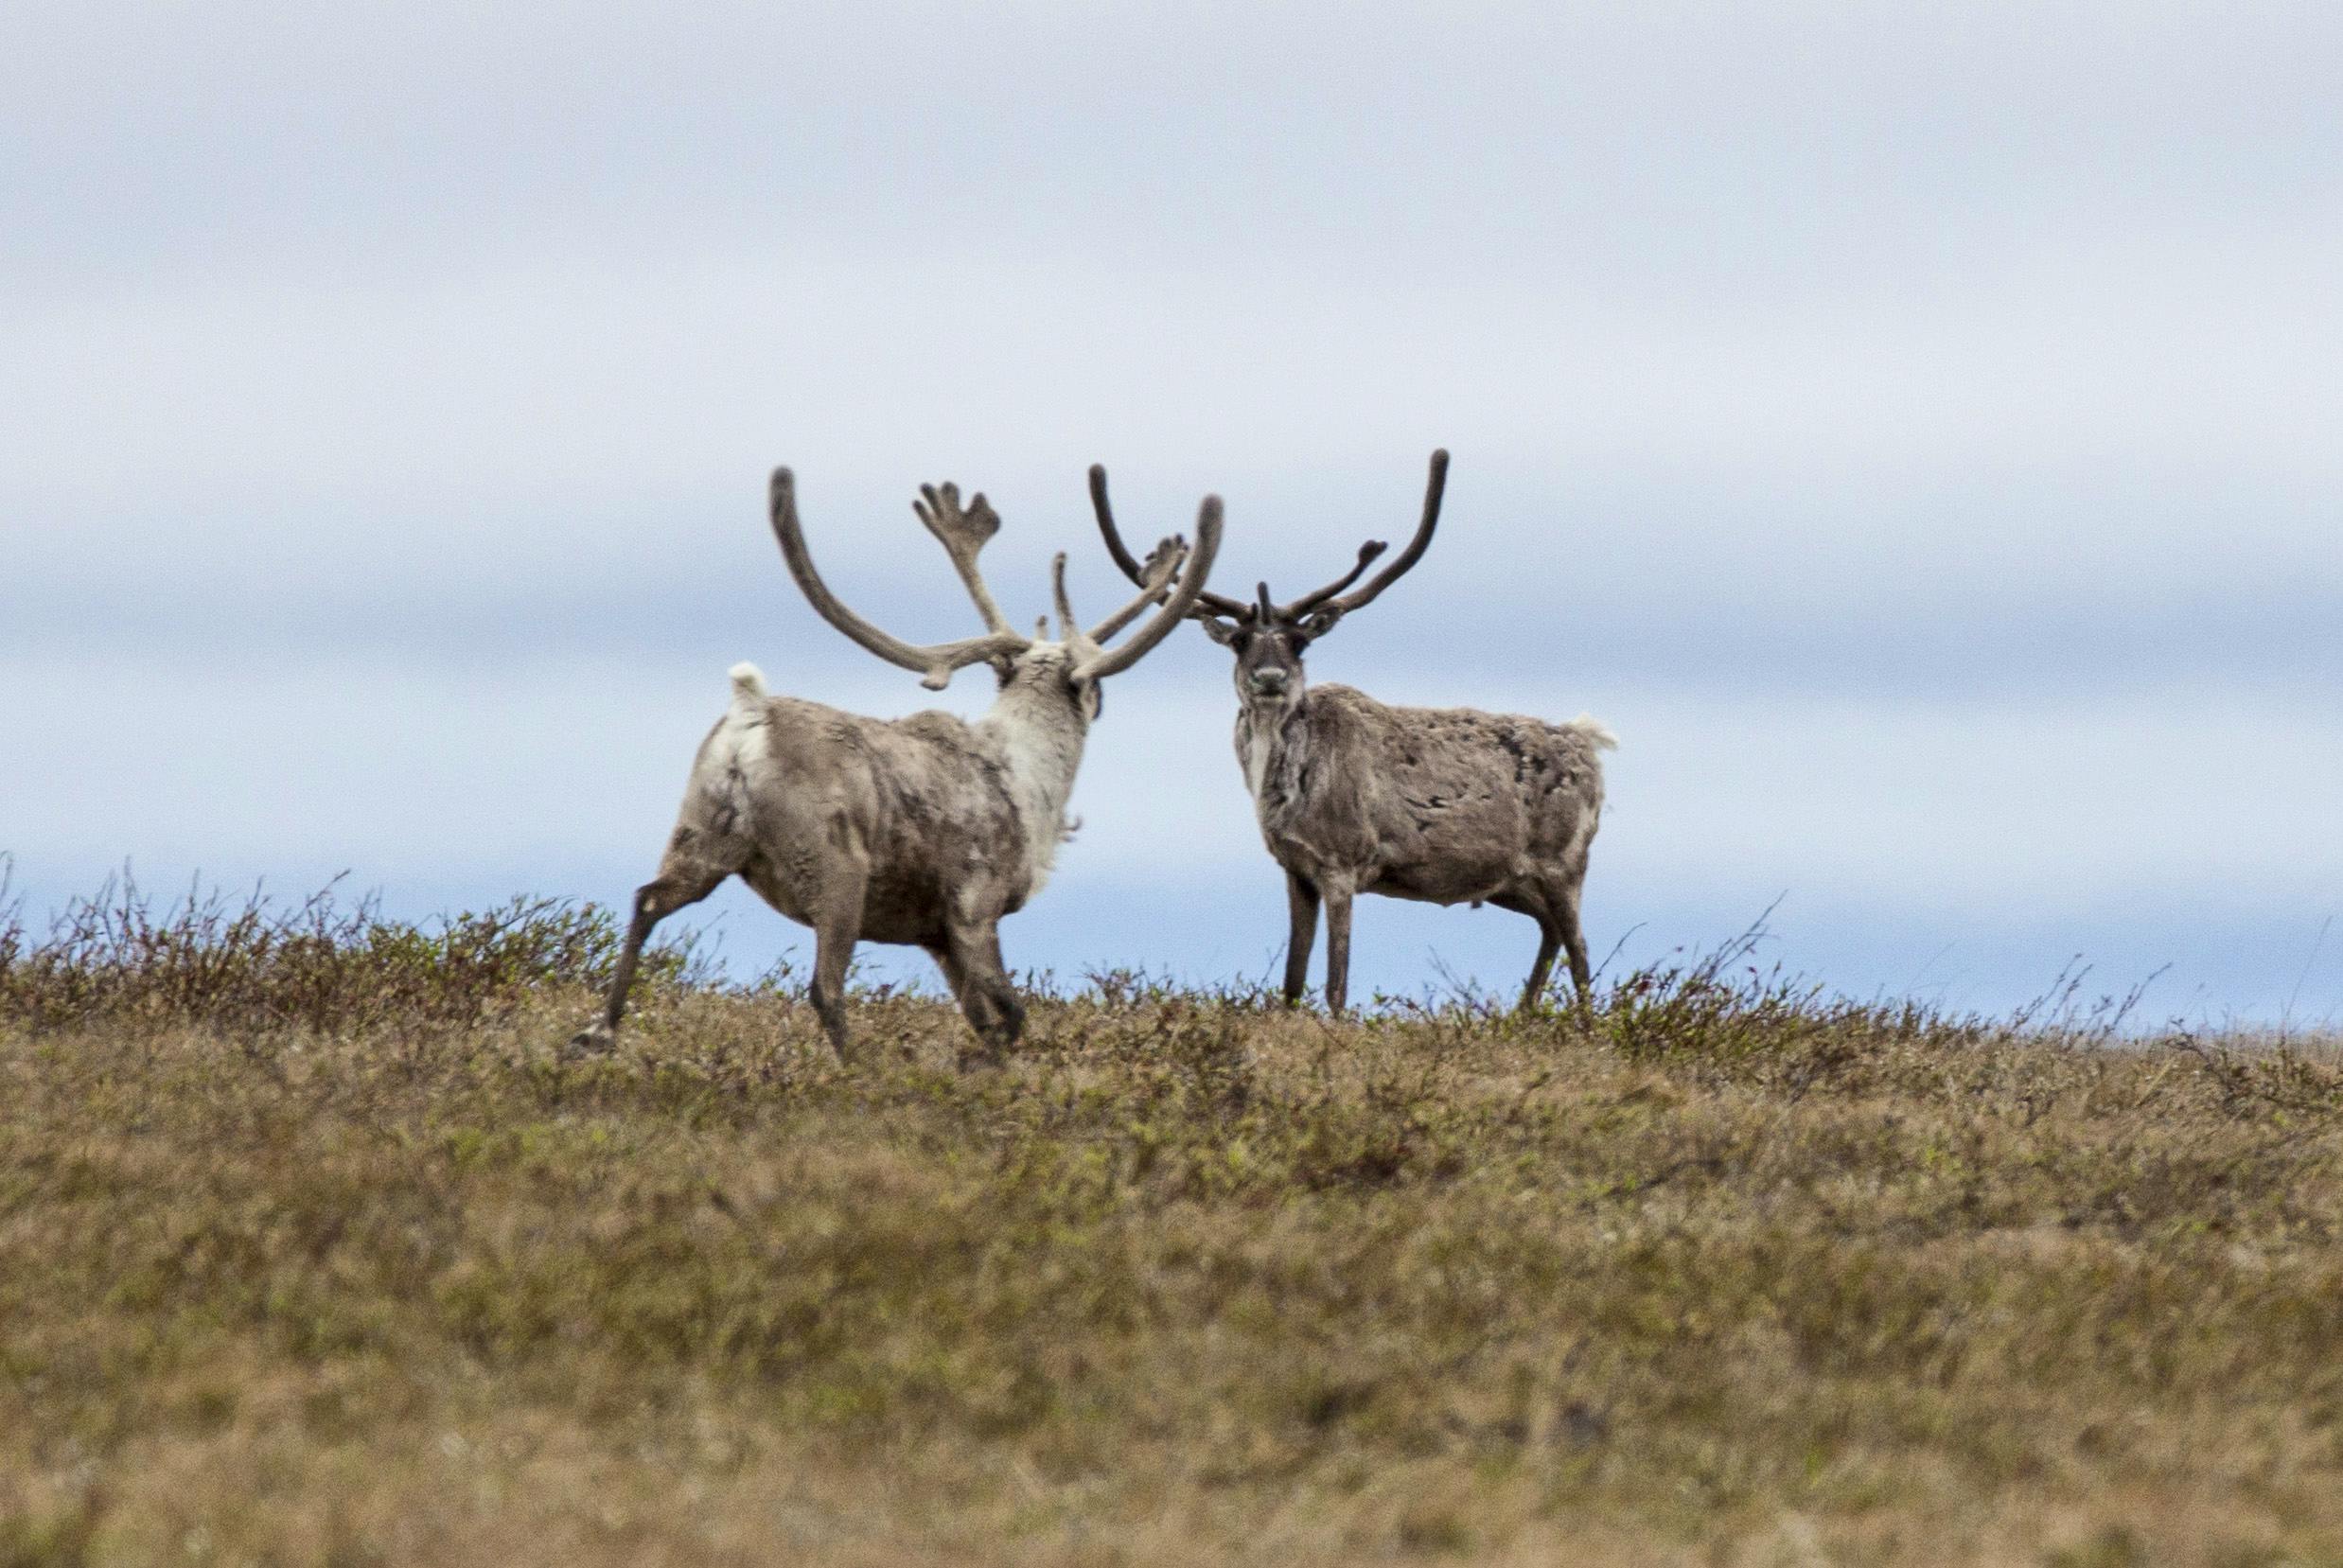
[{"left": 1233, "top": 678, "right": 1612, "bottom": 1013}]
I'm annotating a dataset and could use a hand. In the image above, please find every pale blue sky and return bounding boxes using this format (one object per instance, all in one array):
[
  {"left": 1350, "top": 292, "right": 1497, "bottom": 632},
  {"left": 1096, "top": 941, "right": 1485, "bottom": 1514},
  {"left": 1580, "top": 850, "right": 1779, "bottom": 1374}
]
[{"left": 6, "top": 3, "right": 2339, "bottom": 1023}]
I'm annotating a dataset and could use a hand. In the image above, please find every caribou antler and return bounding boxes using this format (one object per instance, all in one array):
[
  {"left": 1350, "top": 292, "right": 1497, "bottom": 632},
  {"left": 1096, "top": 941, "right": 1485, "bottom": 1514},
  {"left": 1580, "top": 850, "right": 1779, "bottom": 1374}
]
[
  {"left": 1089, "top": 534, "right": 1191, "bottom": 643},
  {"left": 1070, "top": 497, "right": 1224, "bottom": 681},
  {"left": 1050, "top": 554, "right": 1100, "bottom": 662},
  {"left": 1326, "top": 448, "right": 1447, "bottom": 616},
  {"left": 1091, "top": 464, "right": 1252, "bottom": 621},
  {"left": 912, "top": 482, "right": 1017, "bottom": 638},
  {"left": 1089, "top": 451, "right": 1443, "bottom": 626},
  {"left": 768, "top": 468, "right": 1031, "bottom": 691},
  {"left": 1278, "top": 539, "right": 1388, "bottom": 619},
  {"left": 1052, "top": 531, "right": 1193, "bottom": 667}
]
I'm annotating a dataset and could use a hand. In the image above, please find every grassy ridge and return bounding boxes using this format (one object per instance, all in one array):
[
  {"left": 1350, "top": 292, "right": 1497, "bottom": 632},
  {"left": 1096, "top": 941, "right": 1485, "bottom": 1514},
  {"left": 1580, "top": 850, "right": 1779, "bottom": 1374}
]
[{"left": 2, "top": 882, "right": 2340, "bottom": 1565}]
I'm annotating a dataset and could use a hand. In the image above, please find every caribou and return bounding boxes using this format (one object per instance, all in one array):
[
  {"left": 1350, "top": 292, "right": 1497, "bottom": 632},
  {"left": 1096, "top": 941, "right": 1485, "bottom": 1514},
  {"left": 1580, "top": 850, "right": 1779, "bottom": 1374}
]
[
  {"left": 572, "top": 467, "right": 1223, "bottom": 1064},
  {"left": 1091, "top": 449, "right": 1613, "bottom": 1014}
]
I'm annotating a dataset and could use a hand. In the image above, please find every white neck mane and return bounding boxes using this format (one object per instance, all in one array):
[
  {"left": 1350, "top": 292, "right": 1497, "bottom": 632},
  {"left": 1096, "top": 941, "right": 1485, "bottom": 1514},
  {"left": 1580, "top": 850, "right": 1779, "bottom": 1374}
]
[
  {"left": 1234, "top": 692, "right": 1308, "bottom": 822},
  {"left": 979, "top": 678, "right": 1090, "bottom": 898}
]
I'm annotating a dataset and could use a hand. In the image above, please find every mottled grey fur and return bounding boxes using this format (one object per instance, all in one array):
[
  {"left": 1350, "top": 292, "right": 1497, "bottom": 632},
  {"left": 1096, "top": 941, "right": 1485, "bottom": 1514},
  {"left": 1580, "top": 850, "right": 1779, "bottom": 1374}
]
[
  {"left": 1226, "top": 672, "right": 1613, "bottom": 1013},
  {"left": 573, "top": 467, "right": 1222, "bottom": 1065},
  {"left": 1093, "top": 449, "right": 1614, "bottom": 1013}
]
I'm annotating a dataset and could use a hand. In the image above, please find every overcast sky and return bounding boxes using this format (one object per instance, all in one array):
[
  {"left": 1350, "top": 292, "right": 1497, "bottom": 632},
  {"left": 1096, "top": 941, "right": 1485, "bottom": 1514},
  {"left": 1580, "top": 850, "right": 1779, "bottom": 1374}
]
[{"left": 6, "top": 3, "right": 2339, "bottom": 1024}]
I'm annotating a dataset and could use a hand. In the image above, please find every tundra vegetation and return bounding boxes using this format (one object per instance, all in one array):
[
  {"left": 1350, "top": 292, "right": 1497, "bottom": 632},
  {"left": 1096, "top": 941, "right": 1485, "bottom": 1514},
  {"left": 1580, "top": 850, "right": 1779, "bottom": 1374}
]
[{"left": 4, "top": 873, "right": 2342, "bottom": 1566}]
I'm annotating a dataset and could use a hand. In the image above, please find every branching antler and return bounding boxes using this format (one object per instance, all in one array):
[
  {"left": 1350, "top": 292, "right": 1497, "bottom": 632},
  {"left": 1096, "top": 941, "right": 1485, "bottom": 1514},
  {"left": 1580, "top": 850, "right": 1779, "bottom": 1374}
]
[
  {"left": 768, "top": 468, "right": 1030, "bottom": 691},
  {"left": 1070, "top": 497, "right": 1224, "bottom": 682},
  {"left": 1327, "top": 448, "right": 1447, "bottom": 616},
  {"left": 912, "top": 482, "right": 1016, "bottom": 639},
  {"left": 1089, "top": 450, "right": 1444, "bottom": 626},
  {"left": 1281, "top": 540, "right": 1388, "bottom": 618},
  {"left": 1092, "top": 535, "right": 1191, "bottom": 643},
  {"left": 1091, "top": 464, "right": 1253, "bottom": 622},
  {"left": 1052, "top": 532, "right": 1193, "bottom": 667}
]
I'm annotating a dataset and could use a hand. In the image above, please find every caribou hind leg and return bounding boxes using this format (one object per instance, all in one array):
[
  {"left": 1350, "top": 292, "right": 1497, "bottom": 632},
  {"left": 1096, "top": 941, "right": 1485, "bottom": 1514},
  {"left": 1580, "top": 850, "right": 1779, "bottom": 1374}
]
[
  {"left": 1321, "top": 879, "right": 1356, "bottom": 1015},
  {"left": 1492, "top": 890, "right": 1562, "bottom": 1013},
  {"left": 807, "top": 863, "right": 869, "bottom": 1063},
  {"left": 1557, "top": 885, "right": 1593, "bottom": 1004},
  {"left": 1506, "top": 881, "right": 1594, "bottom": 1012},
  {"left": 571, "top": 830, "right": 740, "bottom": 1055},
  {"left": 1520, "top": 915, "right": 1565, "bottom": 1013}
]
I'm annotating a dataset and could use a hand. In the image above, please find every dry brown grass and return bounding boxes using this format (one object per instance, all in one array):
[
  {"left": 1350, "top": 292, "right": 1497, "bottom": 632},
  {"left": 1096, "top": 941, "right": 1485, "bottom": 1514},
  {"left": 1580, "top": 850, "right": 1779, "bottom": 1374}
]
[{"left": 3, "top": 879, "right": 2341, "bottom": 1565}]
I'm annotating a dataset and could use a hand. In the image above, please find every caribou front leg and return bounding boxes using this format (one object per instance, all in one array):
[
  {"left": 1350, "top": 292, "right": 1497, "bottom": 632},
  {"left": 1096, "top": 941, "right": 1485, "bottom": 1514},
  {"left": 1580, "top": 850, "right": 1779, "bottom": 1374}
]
[
  {"left": 1282, "top": 871, "right": 1320, "bottom": 1006},
  {"left": 944, "top": 919, "right": 1025, "bottom": 1068},
  {"left": 808, "top": 864, "right": 868, "bottom": 1064}
]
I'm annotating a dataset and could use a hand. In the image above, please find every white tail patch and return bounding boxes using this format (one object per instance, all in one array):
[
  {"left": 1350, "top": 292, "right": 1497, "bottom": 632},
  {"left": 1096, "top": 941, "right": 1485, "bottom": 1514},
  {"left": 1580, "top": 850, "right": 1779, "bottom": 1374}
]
[
  {"left": 729, "top": 662, "right": 769, "bottom": 704},
  {"left": 1569, "top": 714, "right": 1620, "bottom": 751}
]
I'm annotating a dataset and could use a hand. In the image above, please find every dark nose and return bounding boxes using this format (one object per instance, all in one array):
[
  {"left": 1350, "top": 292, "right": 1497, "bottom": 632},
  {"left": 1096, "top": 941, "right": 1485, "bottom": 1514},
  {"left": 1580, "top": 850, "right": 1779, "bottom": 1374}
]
[{"left": 1249, "top": 668, "right": 1288, "bottom": 694}]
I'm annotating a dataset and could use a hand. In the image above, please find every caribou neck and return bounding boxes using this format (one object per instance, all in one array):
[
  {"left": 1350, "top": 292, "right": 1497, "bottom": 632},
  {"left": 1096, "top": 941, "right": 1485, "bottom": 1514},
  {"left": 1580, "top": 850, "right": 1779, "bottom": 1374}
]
[
  {"left": 1234, "top": 689, "right": 1310, "bottom": 822},
  {"left": 978, "top": 674, "right": 1092, "bottom": 894}
]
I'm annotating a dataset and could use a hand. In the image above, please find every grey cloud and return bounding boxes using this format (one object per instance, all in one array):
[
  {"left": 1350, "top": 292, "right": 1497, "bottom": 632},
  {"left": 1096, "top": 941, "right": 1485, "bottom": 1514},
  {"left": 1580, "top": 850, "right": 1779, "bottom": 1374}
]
[{"left": 9, "top": 4, "right": 2336, "bottom": 280}]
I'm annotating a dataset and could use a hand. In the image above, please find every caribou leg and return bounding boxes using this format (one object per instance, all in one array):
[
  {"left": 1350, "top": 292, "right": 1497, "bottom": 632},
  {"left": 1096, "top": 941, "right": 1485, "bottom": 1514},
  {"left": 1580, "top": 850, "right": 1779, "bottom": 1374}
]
[
  {"left": 1520, "top": 915, "right": 1564, "bottom": 1013},
  {"left": 808, "top": 866, "right": 868, "bottom": 1063},
  {"left": 972, "top": 925, "right": 1027, "bottom": 1049},
  {"left": 1558, "top": 886, "right": 1593, "bottom": 1004},
  {"left": 1513, "top": 881, "right": 1594, "bottom": 1010},
  {"left": 1282, "top": 871, "right": 1321, "bottom": 1006},
  {"left": 944, "top": 920, "right": 1024, "bottom": 1066},
  {"left": 571, "top": 837, "right": 735, "bottom": 1055},
  {"left": 1321, "top": 879, "right": 1356, "bottom": 1015},
  {"left": 1493, "top": 890, "right": 1562, "bottom": 1013},
  {"left": 925, "top": 943, "right": 994, "bottom": 1038}
]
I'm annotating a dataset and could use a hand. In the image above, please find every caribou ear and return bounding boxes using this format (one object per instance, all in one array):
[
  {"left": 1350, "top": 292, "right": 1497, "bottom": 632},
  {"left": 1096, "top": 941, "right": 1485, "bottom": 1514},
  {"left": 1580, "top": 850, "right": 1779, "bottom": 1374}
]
[{"left": 1200, "top": 616, "right": 1242, "bottom": 646}]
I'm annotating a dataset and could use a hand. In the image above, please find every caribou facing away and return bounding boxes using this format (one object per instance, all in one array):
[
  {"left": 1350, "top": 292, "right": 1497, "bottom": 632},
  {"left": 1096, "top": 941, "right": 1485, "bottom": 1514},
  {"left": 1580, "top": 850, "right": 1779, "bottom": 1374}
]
[
  {"left": 572, "top": 467, "right": 1223, "bottom": 1064},
  {"left": 1092, "top": 449, "right": 1614, "bottom": 1014}
]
